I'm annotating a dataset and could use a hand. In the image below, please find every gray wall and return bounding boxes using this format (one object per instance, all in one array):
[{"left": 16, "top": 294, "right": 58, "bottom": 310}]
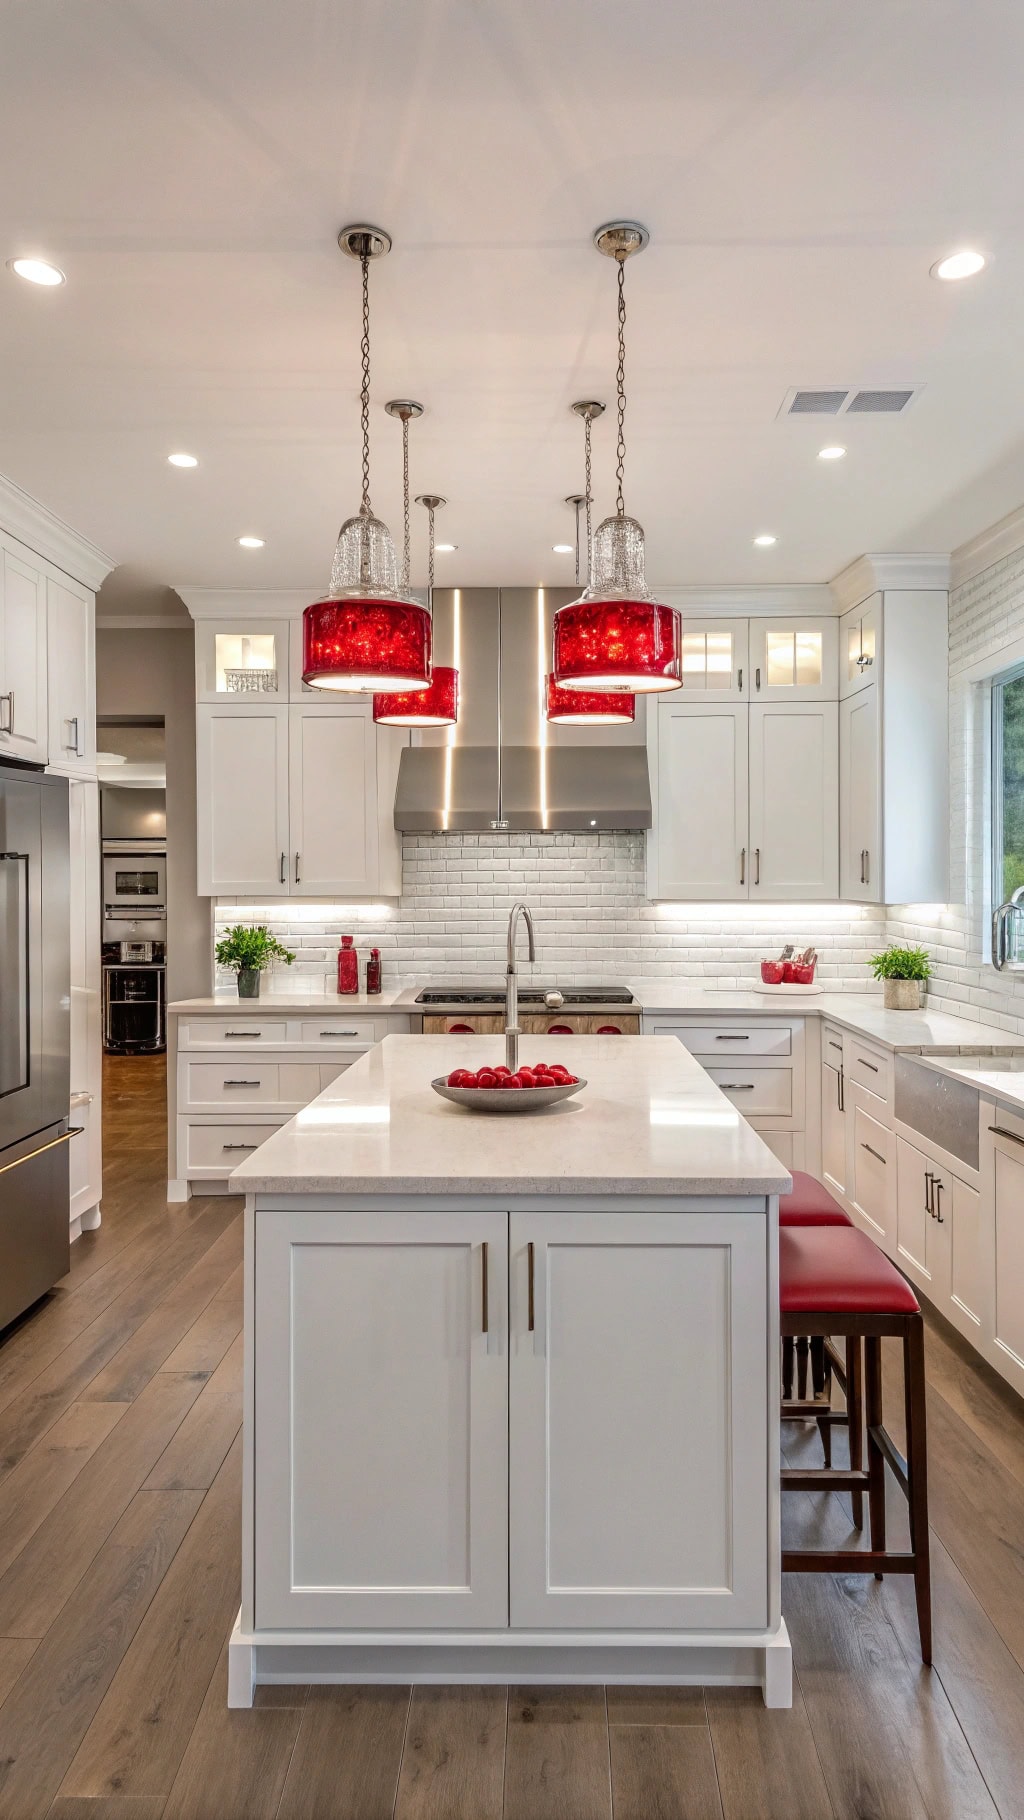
[{"left": 95, "top": 625, "right": 210, "bottom": 1002}]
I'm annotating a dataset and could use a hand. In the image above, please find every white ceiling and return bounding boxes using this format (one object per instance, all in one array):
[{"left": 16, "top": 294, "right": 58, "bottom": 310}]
[{"left": 4, "top": 0, "right": 1024, "bottom": 591}]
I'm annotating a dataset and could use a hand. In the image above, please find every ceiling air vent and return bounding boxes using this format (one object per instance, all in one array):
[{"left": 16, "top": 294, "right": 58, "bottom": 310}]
[{"left": 780, "top": 386, "right": 922, "bottom": 419}]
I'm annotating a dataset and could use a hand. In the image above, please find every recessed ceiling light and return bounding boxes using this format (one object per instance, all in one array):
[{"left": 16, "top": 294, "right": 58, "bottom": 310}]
[
  {"left": 238, "top": 535, "right": 265, "bottom": 549},
  {"left": 434, "top": 543, "right": 457, "bottom": 552},
  {"left": 8, "top": 256, "right": 65, "bottom": 286},
  {"left": 818, "top": 445, "right": 846, "bottom": 461},
  {"left": 167, "top": 451, "right": 199, "bottom": 468},
  {"left": 931, "top": 249, "right": 986, "bottom": 282},
  {"left": 552, "top": 543, "right": 574, "bottom": 554},
  {"left": 753, "top": 533, "right": 777, "bottom": 547}
]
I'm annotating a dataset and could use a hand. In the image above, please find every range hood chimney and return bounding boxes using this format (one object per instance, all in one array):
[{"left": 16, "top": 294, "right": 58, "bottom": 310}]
[{"left": 394, "top": 588, "right": 652, "bottom": 834}]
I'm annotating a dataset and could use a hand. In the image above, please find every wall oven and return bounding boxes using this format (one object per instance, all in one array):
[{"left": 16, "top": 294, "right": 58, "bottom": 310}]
[{"left": 102, "top": 852, "right": 166, "bottom": 916}]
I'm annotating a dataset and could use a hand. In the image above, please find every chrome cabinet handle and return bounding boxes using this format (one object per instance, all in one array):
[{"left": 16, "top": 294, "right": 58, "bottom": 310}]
[
  {"left": 990, "top": 1124, "right": 1024, "bottom": 1149},
  {"left": 321, "top": 1029, "right": 359, "bottom": 1037},
  {"left": 755, "top": 666, "right": 762, "bottom": 691},
  {"left": 857, "top": 1057, "right": 879, "bottom": 1074},
  {"left": 860, "top": 849, "right": 866, "bottom": 886},
  {"left": 0, "top": 690, "right": 13, "bottom": 734},
  {"left": 65, "top": 715, "right": 81, "bottom": 753},
  {"left": 294, "top": 851, "right": 301, "bottom": 884},
  {"left": 279, "top": 852, "right": 287, "bottom": 885},
  {"left": 225, "top": 1030, "right": 257, "bottom": 1038},
  {"left": 527, "top": 1241, "right": 535, "bottom": 1332},
  {"left": 754, "top": 848, "right": 760, "bottom": 886},
  {"left": 828, "top": 1038, "right": 842, "bottom": 1051},
  {"left": 924, "top": 1170, "right": 935, "bottom": 1216},
  {"left": 715, "top": 1034, "right": 749, "bottom": 1041},
  {"left": 861, "top": 1141, "right": 886, "bottom": 1165},
  {"left": 481, "top": 1241, "right": 489, "bottom": 1335},
  {"left": 737, "top": 667, "right": 743, "bottom": 693},
  {"left": 740, "top": 847, "right": 746, "bottom": 885},
  {"left": 223, "top": 1079, "right": 260, "bottom": 1087},
  {"left": 720, "top": 1081, "right": 755, "bottom": 1090},
  {"left": 934, "top": 1180, "right": 944, "bottom": 1223},
  {"left": 222, "top": 1142, "right": 257, "bottom": 1151},
  {"left": 838, "top": 1068, "right": 845, "bottom": 1112}
]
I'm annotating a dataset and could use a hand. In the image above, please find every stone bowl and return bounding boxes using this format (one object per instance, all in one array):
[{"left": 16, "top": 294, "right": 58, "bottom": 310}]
[{"left": 431, "top": 1076, "right": 586, "bottom": 1114}]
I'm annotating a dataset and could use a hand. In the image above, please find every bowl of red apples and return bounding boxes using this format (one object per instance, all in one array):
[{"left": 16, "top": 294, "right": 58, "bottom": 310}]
[{"left": 431, "top": 1061, "right": 585, "bottom": 1113}]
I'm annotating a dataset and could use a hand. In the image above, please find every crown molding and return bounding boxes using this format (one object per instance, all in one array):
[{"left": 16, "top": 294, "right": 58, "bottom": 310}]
[
  {"left": 950, "top": 503, "right": 1024, "bottom": 591},
  {"left": 0, "top": 471, "right": 115, "bottom": 592},
  {"left": 175, "top": 587, "right": 314, "bottom": 620},
  {"left": 655, "top": 583, "right": 835, "bottom": 617},
  {"left": 829, "top": 553, "right": 951, "bottom": 613}
]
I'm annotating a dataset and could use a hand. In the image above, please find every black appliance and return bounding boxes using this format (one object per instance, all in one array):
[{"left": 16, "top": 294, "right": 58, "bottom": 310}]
[
  {"left": 102, "top": 939, "right": 166, "bottom": 1054},
  {"left": 0, "top": 761, "right": 71, "bottom": 1330}
]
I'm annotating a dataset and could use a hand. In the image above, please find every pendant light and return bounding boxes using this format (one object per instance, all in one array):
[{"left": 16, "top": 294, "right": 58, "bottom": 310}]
[
  {"left": 373, "top": 494, "right": 459, "bottom": 726},
  {"left": 546, "top": 401, "right": 635, "bottom": 725},
  {"left": 303, "top": 226, "right": 432, "bottom": 691},
  {"left": 552, "top": 223, "right": 681, "bottom": 693}
]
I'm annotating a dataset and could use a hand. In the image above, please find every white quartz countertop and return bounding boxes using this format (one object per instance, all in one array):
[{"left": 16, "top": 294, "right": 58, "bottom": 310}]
[
  {"left": 167, "top": 990, "right": 411, "bottom": 1014},
  {"left": 904, "top": 1051, "right": 1024, "bottom": 1116},
  {"left": 229, "top": 1035, "right": 792, "bottom": 1199},
  {"left": 628, "top": 982, "right": 1021, "bottom": 1054}
]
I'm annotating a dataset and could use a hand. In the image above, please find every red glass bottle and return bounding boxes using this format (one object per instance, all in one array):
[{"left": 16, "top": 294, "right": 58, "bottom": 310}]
[
  {"left": 366, "top": 947, "right": 382, "bottom": 995},
  {"left": 336, "top": 934, "right": 359, "bottom": 995}
]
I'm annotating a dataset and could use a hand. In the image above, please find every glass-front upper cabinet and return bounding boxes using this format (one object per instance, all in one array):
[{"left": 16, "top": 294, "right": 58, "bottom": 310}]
[
  {"left": 195, "top": 621, "right": 290, "bottom": 702},
  {"left": 840, "top": 596, "right": 881, "bottom": 699},
  {"left": 749, "top": 617, "right": 838, "bottom": 702},
  {"left": 677, "top": 619, "right": 749, "bottom": 699}
]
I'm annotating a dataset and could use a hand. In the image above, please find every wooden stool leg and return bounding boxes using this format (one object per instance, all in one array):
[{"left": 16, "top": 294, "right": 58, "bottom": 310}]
[
  {"left": 846, "top": 1335, "right": 864, "bottom": 1530},
  {"left": 811, "top": 1335, "right": 827, "bottom": 1396},
  {"left": 904, "top": 1313, "right": 932, "bottom": 1665},
  {"left": 782, "top": 1337, "right": 794, "bottom": 1400},
  {"left": 865, "top": 1335, "right": 885, "bottom": 1573},
  {"left": 796, "top": 1336, "right": 809, "bottom": 1399}
]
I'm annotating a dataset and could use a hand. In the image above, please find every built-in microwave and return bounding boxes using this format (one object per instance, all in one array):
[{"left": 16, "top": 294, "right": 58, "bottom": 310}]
[{"left": 102, "top": 853, "right": 166, "bottom": 915}]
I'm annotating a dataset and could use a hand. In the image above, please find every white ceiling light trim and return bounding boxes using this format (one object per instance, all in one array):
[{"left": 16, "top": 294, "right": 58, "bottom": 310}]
[
  {"left": 238, "top": 535, "right": 265, "bottom": 548},
  {"left": 8, "top": 256, "right": 65, "bottom": 286},
  {"left": 818, "top": 446, "right": 846, "bottom": 461},
  {"left": 167, "top": 451, "right": 198, "bottom": 468},
  {"left": 931, "top": 250, "right": 986, "bottom": 281},
  {"left": 753, "top": 533, "right": 777, "bottom": 547}
]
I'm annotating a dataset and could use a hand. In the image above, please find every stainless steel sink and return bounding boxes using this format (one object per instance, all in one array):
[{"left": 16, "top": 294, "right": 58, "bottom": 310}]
[{"left": 894, "top": 1056, "right": 983, "bottom": 1170}]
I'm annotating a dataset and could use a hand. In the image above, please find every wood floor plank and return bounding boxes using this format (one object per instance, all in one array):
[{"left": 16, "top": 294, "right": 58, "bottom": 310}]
[
  {"left": 705, "top": 1684, "right": 836, "bottom": 1820},
  {"left": 160, "top": 1266, "right": 242, "bottom": 1378},
  {"left": 276, "top": 1685, "right": 411, "bottom": 1820},
  {"left": 609, "top": 1723, "right": 723, "bottom": 1820},
  {"left": 47, "top": 1798, "right": 162, "bottom": 1820},
  {"left": 0, "top": 1401, "right": 128, "bottom": 1581},
  {"left": 161, "top": 1642, "right": 302, "bottom": 1820},
  {"left": 0, "top": 1488, "right": 201, "bottom": 1820},
  {"left": 59, "top": 1436, "right": 243, "bottom": 1804},
  {"left": 202, "top": 1330, "right": 243, "bottom": 1399},
  {"left": 142, "top": 1390, "right": 240, "bottom": 1491},
  {"left": 605, "top": 1684, "right": 706, "bottom": 1725},
  {"left": 81, "top": 1220, "right": 242, "bottom": 1404},
  {"left": 0, "top": 1637, "right": 38, "bottom": 1708},
  {"left": 503, "top": 1687, "right": 612, "bottom": 1820},
  {"left": 394, "top": 1685, "right": 506, "bottom": 1820},
  {"left": 0, "top": 1371, "right": 206, "bottom": 1638},
  {"left": 914, "top": 1306, "right": 1024, "bottom": 1494}
]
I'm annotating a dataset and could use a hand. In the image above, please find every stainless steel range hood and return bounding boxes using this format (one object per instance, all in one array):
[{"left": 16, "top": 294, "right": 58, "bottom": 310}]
[{"left": 394, "top": 588, "right": 651, "bottom": 833}]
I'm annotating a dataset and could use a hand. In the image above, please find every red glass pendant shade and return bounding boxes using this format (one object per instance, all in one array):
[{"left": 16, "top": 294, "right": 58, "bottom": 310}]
[
  {"left": 552, "top": 598, "right": 682, "bottom": 693},
  {"left": 373, "top": 665, "right": 459, "bottom": 726},
  {"left": 545, "top": 675, "right": 635, "bottom": 724},
  {"left": 303, "top": 598, "right": 432, "bottom": 692}
]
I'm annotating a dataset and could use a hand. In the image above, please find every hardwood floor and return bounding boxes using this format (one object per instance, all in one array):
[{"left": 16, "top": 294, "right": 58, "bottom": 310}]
[{"left": 2, "top": 1053, "right": 1024, "bottom": 1815}]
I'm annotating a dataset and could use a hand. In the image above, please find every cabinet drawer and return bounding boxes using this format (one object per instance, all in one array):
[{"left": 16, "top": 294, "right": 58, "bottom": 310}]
[
  {"left": 298, "top": 1017, "right": 378, "bottom": 1045},
  {"left": 822, "top": 1024, "right": 846, "bottom": 1065},
  {"left": 180, "top": 1059, "right": 323, "bottom": 1111},
  {"left": 851, "top": 1102, "right": 894, "bottom": 1247},
  {"left": 184, "top": 1120, "right": 284, "bottom": 1173},
  {"left": 179, "top": 1017, "right": 289, "bottom": 1048},
  {"left": 846, "top": 1037, "right": 892, "bottom": 1106},
  {"left": 673, "top": 1022, "right": 792, "bottom": 1058},
  {"left": 706, "top": 1065, "right": 793, "bottom": 1117}
]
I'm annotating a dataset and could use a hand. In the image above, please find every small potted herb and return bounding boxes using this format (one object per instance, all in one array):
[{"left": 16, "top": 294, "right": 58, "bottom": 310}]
[
  {"left": 215, "top": 924, "right": 296, "bottom": 999},
  {"left": 869, "top": 943, "right": 932, "bottom": 1011}
]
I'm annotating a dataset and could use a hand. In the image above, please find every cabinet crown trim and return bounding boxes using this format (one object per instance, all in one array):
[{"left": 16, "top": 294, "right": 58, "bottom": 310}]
[
  {"left": 829, "top": 553, "right": 951, "bottom": 613},
  {"left": 0, "top": 470, "right": 115, "bottom": 591}
]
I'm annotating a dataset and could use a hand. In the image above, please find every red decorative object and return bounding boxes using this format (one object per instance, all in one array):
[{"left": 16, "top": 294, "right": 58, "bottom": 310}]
[
  {"left": 365, "top": 947, "right": 382, "bottom": 994},
  {"left": 336, "top": 934, "right": 359, "bottom": 995},
  {"left": 303, "top": 598, "right": 432, "bottom": 692},
  {"left": 552, "top": 599, "right": 682, "bottom": 693},
  {"left": 760, "top": 960, "right": 785, "bottom": 985},
  {"left": 545, "top": 675, "right": 635, "bottom": 724},
  {"left": 373, "top": 665, "right": 458, "bottom": 726}
]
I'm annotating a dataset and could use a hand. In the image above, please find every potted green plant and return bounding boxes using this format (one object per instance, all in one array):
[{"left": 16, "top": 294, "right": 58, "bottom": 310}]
[
  {"left": 215, "top": 924, "right": 296, "bottom": 999},
  {"left": 869, "top": 943, "right": 932, "bottom": 1011}
]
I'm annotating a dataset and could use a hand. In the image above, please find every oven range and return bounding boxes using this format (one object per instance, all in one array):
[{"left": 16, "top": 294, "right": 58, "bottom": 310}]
[{"left": 412, "top": 985, "right": 640, "bottom": 1036}]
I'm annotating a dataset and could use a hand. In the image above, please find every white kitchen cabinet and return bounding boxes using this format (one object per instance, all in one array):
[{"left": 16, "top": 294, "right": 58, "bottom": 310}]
[
  {"left": 195, "top": 619, "right": 290, "bottom": 702},
  {"left": 68, "top": 776, "right": 102, "bottom": 1231},
  {"left": 948, "top": 1176, "right": 983, "bottom": 1339},
  {"left": 289, "top": 704, "right": 377, "bottom": 897},
  {"left": 821, "top": 1053, "right": 847, "bottom": 1199},
  {"left": 196, "top": 704, "right": 290, "bottom": 895},
  {"left": 651, "top": 702, "right": 748, "bottom": 899},
  {"left": 508, "top": 1207, "right": 768, "bottom": 1629},
  {"left": 0, "top": 541, "right": 48, "bottom": 764},
  {"left": 254, "top": 1206, "right": 509, "bottom": 1629},
  {"left": 748, "top": 702, "right": 838, "bottom": 899},
  {"left": 749, "top": 617, "right": 838, "bottom": 702},
  {"left": 848, "top": 1091, "right": 895, "bottom": 1249},
  {"left": 988, "top": 1120, "right": 1024, "bottom": 1394},
  {"left": 840, "top": 595, "right": 881, "bottom": 698},
  {"left": 678, "top": 618, "right": 749, "bottom": 700},
  {"left": 895, "top": 1135, "right": 949, "bottom": 1295},
  {"left": 46, "top": 575, "right": 96, "bottom": 775},
  {"left": 839, "top": 688, "right": 881, "bottom": 901}
]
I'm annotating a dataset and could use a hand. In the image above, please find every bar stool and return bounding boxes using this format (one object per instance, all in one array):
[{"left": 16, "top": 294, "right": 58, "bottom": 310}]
[
  {"left": 779, "top": 1223, "right": 932, "bottom": 1664},
  {"left": 779, "top": 1173, "right": 854, "bottom": 1415}
]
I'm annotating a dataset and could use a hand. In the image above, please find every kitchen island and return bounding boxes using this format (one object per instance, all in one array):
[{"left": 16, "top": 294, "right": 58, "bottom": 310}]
[{"left": 227, "top": 1034, "right": 793, "bottom": 1707}]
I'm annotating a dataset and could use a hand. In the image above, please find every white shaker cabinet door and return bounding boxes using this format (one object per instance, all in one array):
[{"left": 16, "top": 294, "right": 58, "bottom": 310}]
[
  {"left": 989, "top": 1127, "right": 1024, "bottom": 1395},
  {"left": 749, "top": 617, "right": 838, "bottom": 702},
  {"left": 46, "top": 576, "right": 96, "bottom": 774},
  {"left": 821, "top": 1057, "right": 847, "bottom": 1200},
  {"left": 748, "top": 702, "right": 838, "bottom": 900},
  {"left": 651, "top": 702, "right": 748, "bottom": 900},
  {"left": 508, "top": 1209, "right": 769, "bottom": 1630},
  {"left": 196, "top": 704, "right": 289, "bottom": 895},
  {"left": 254, "top": 1208, "right": 509, "bottom": 1630},
  {"left": 0, "top": 543, "right": 47, "bottom": 764},
  {"left": 839, "top": 687, "right": 881, "bottom": 902},
  {"left": 288, "top": 704, "right": 377, "bottom": 897}
]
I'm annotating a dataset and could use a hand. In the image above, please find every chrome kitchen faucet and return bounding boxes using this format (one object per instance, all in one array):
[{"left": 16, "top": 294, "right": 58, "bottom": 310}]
[{"left": 505, "top": 902, "right": 536, "bottom": 1072}]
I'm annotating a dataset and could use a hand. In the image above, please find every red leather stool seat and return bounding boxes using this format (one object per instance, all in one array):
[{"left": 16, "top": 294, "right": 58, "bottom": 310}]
[
  {"left": 780, "top": 1170, "right": 852, "bottom": 1227},
  {"left": 780, "top": 1226, "right": 920, "bottom": 1315}
]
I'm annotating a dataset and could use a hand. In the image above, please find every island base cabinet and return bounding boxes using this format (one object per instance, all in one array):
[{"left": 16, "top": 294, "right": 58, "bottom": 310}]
[
  {"left": 508, "top": 1210, "right": 769, "bottom": 1631},
  {"left": 253, "top": 1208, "right": 509, "bottom": 1630}
]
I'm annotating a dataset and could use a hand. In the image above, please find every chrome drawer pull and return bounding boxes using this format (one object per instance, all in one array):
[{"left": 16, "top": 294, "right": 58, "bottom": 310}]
[
  {"left": 223, "top": 1079, "right": 261, "bottom": 1087},
  {"left": 858, "top": 1058, "right": 880, "bottom": 1073},
  {"left": 715, "top": 1034, "right": 750, "bottom": 1041},
  {"left": 828, "top": 1039, "right": 842, "bottom": 1051},
  {"left": 990, "top": 1125, "right": 1024, "bottom": 1150},
  {"left": 225, "top": 1030, "right": 257, "bottom": 1038},
  {"left": 861, "top": 1141, "right": 886, "bottom": 1164},
  {"left": 720, "top": 1082, "right": 755, "bottom": 1090},
  {"left": 320, "top": 1030, "right": 359, "bottom": 1037},
  {"left": 481, "top": 1241, "right": 489, "bottom": 1335},
  {"left": 222, "top": 1142, "right": 257, "bottom": 1151}
]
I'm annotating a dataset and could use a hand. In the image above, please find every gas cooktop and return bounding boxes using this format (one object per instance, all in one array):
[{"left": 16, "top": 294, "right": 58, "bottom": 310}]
[{"left": 415, "top": 986, "right": 637, "bottom": 1007}]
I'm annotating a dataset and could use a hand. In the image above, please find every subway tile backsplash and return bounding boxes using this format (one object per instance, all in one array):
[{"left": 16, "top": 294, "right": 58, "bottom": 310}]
[{"left": 215, "top": 831, "right": 887, "bottom": 995}]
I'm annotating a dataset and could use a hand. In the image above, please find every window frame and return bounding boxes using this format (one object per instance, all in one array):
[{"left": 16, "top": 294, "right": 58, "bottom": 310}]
[{"left": 991, "top": 659, "right": 1024, "bottom": 913}]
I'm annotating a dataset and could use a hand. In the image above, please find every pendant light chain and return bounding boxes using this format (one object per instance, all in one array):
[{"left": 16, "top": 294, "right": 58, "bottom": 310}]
[
  {"left": 402, "top": 412, "right": 411, "bottom": 588},
  {"left": 615, "top": 256, "right": 627, "bottom": 518},
  {"left": 584, "top": 412, "right": 594, "bottom": 580},
  {"left": 359, "top": 251, "right": 372, "bottom": 514},
  {"left": 573, "top": 495, "right": 582, "bottom": 588},
  {"left": 427, "top": 502, "right": 435, "bottom": 601}
]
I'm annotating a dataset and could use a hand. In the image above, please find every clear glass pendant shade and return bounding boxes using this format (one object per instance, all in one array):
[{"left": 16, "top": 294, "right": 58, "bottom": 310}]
[
  {"left": 328, "top": 509, "right": 403, "bottom": 598},
  {"left": 587, "top": 513, "right": 649, "bottom": 601}
]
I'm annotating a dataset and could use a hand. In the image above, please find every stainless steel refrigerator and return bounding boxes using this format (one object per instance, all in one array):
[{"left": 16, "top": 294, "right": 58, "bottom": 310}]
[{"left": 0, "top": 761, "right": 71, "bottom": 1330}]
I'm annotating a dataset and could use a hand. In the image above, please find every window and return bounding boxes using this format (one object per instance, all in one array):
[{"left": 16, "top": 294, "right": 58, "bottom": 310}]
[{"left": 993, "top": 664, "right": 1024, "bottom": 905}]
